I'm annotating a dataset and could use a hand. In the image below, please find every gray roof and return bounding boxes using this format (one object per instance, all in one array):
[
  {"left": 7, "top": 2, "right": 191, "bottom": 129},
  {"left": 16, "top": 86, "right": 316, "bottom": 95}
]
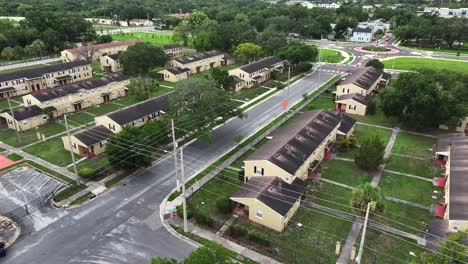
[
  {"left": 247, "top": 110, "right": 342, "bottom": 175},
  {"left": 381, "top": 72, "right": 391, "bottom": 81},
  {"left": 336, "top": 93, "right": 369, "bottom": 106},
  {"left": 338, "top": 113, "right": 357, "bottom": 134},
  {"left": 165, "top": 67, "right": 190, "bottom": 75},
  {"left": 163, "top": 44, "right": 183, "bottom": 50},
  {"left": 107, "top": 54, "right": 120, "bottom": 60},
  {"left": 175, "top": 50, "right": 226, "bottom": 65},
  {"left": 74, "top": 125, "right": 112, "bottom": 146},
  {"left": 8, "top": 105, "right": 43, "bottom": 121},
  {"left": 30, "top": 74, "right": 128, "bottom": 102},
  {"left": 339, "top": 67, "right": 383, "bottom": 90},
  {"left": 0, "top": 60, "right": 89, "bottom": 82},
  {"left": 435, "top": 134, "right": 465, "bottom": 153},
  {"left": 353, "top": 27, "right": 372, "bottom": 33},
  {"left": 239, "top": 57, "right": 286, "bottom": 74},
  {"left": 447, "top": 135, "right": 468, "bottom": 220},
  {"left": 231, "top": 176, "right": 307, "bottom": 216},
  {"left": 106, "top": 94, "right": 169, "bottom": 125}
]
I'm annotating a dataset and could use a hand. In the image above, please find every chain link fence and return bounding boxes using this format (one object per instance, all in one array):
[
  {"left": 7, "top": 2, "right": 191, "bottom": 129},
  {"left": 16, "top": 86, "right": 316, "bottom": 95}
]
[{"left": 185, "top": 75, "right": 342, "bottom": 198}]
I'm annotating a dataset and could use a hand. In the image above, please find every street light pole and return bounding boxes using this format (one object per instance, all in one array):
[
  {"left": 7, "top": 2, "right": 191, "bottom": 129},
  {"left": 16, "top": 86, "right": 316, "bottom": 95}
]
[
  {"left": 171, "top": 119, "right": 180, "bottom": 191},
  {"left": 180, "top": 147, "right": 187, "bottom": 233},
  {"left": 64, "top": 114, "right": 80, "bottom": 185},
  {"left": 5, "top": 93, "right": 21, "bottom": 143}
]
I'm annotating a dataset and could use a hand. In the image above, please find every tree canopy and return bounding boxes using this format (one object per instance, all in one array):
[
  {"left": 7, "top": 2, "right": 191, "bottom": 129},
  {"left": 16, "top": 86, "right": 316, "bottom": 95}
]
[
  {"left": 354, "top": 135, "right": 385, "bottom": 171},
  {"left": 379, "top": 70, "right": 468, "bottom": 130},
  {"left": 351, "top": 183, "right": 385, "bottom": 216},
  {"left": 365, "top": 59, "right": 384, "bottom": 69},
  {"left": 233, "top": 42, "right": 263, "bottom": 64},
  {"left": 278, "top": 41, "right": 318, "bottom": 64}
]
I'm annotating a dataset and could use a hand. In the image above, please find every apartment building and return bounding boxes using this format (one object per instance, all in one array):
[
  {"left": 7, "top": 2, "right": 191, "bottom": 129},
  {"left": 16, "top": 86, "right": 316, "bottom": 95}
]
[
  {"left": 61, "top": 40, "right": 138, "bottom": 62},
  {"left": 417, "top": 7, "right": 468, "bottom": 18},
  {"left": 228, "top": 57, "right": 288, "bottom": 91},
  {"left": 167, "top": 50, "right": 234, "bottom": 75},
  {"left": 335, "top": 93, "right": 369, "bottom": 116},
  {"left": 158, "top": 67, "right": 190, "bottom": 82},
  {"left": 0, "top": 105, "right": 49, "bottom": 131},
  {"left": 350, "top": 27, "right": 373, "bottom": 42},
  {"left": 163, "top": 44, "right": 184, "bottom": 60},
  {"left": 434, "top": 134, "right": 468, "bottom": 231},
  {"left": 439, "top": 117, "right": 468, "bottom": 134},
  {"left": 100, "top": 54, "right": 122, "bottom": 72},
  {"left": 62, "top": 125, "right": 113, "bottom": 157},
  {"left": 22, "top": 74, "right": 129, "bottom": 117},
  {"left": 0, "top": 60, "right": 92, "bottom": 99}
]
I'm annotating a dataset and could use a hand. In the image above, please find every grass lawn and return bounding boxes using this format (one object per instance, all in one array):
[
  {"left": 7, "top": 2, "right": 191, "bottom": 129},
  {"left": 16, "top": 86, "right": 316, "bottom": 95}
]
[
  {"left": 305, "top": 95, "right": 335, "bottom": 111},
  {"left": 380, "top": 172, "right": 437, "bottom": 206},
  {"left": 86, "top": 102, "right": 122, "bottom": 116},
  {"left": 354, "top": 124, "right": 393, "bottom": 146},
  {"left": 379, "top": 200, "right": 432, "bottom": 234},
  {"left": 312, "top": 181, "right": 353, "bottom": 214},
  {"left": 193, "top": 64, "right": 240, "bottom": 80},
  {"left": 111, "top": 32, "right": 177, "bottom": 46},
  {"left": 73, "top": 153, "right": 110, "bottom": 175},
  {"left": 234, "top": 86, "right": 271, "bottom": 101},
  {"left": 360, "top": 229, "right": 425, "bottom": 264},
  {"left": 23, "top": 137, "right": 80, "bottom": 167},
  {"left": 383, "top": 57, "right": 468, "bottom": 74},
  {"left": 392, "top": 132, "right": 436, "bottom": 158},
  {"left": 64, "top": 112, "right": 95, "bottom": 126},
  {"left": 92, "top": 62, "right": 111, "bottom": 78},
  {"left": 319, "top": 48, "right": 344, "bottom": 63},
  {"left": 0, "top": 64, "right": 48, "bottom": 74},
  {"left": 335, "top": 147, "right": 358, "bottom": 159},
  {"left": 0, "top": 99, "right": 21, "bottom": 112},
  {"left": 157, "top": 80, "right": 176, "bottom": 88},
  {"left": 230, "top": 208, "right": 352, "bottom": 264},
  {"left": 320, "top": 160, "right": 372, "bottom": 187},
  {"left": 386, "top": 155, "right": 435, "bottom": 178},
  {"left": 112, "top": 96, "right": 139, "bottom": 107},
  {"left": 0, "top": 122, "right": 66, "bottom": 147},
  {"left": 347, "top": 103, "right": 398, "bottom": 128},
  {"left": 404, "top": 45, "right": 468, "bottom": 55}
]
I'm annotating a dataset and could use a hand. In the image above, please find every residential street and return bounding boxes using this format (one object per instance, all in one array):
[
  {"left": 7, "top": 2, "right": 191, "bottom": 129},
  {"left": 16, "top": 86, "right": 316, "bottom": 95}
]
[{"left": 3, "top": 70, "right": 336, "bottom": 264}]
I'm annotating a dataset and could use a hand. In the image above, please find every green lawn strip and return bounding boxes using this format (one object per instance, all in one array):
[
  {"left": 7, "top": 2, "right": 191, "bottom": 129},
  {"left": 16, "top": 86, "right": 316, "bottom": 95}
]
[
  {"left": 335, "top": 147, "right": 358, "bottom": 159},
  {"left": 354, "top": 124, "right": 393, "bottom": 146},
  {"left": 240, "top": 89, "right": 280, "bottom": 110},
  {"left": 153, "top": 86, "right": 174, "bottom": 96},
  {"left": 234, "top": 86, "right": 270, "bottom": 101},
  {"left": 230, "top": 209, "right": 351, "bottom": 264},
  {"left": 157, "top": 80, "right": 176, "bottom": 88},
  {"left": 69, "top": 192, "right": 93, "bottom": 206},
  {"left": 392, "top": 132, "right": 436, "bottom": 158},
  {"left": 0, "top": 122, "right": 66, "bottom": 147},
  {"left": 386, "top": 155, "right": 435, "bottom": 178},
  {"left": 347, "top": 107, "right": 398, "bottom": 128},
  {"left": 319, "top": 48, "right": 344, "bottom": 63},
  {"left": 360, "top": 229, "right": 425, "bottom": 264},
  {"left": 0, "top": 99, "right": 20, "bottom": 111},
  {"left": 383, "top": 57, "right": 468, "bottom": 74},
  {"left": 104, "top": 173, "right": 130, "bottom": 188},
  {"left": 54, "top": 184, "right": 87, "bottom": 202},
  {"left": 91, "top": 62, "right": 111, "bottom": 78},
  {"left": 111, "top": 32, "right": 177, "bottom": 46},
  {"left": 168, "top": 75, "right": 340, "bottom": 201},
  {"left": 7, "top": 153, "right": 23, "bottom": 161},
  {"left": 312, "top": 181, "right": 353, "bottom": 214},
  {"left": 304, "top": 95, "right": 335, "bottom": 111},
  {"left": 23, "top": 137, "right": 80, "bottom": 167},
  {"left": 320, "top": 160, "right": 372, "bottom": 187},
  {"left": 0, "top": 64, "right": 47, "bottom": 74},
  {"left": 64, "top": 112, "right": 95, "bottom": 126},
  {"left": 86, "top": 102, "right": 122, "bottom": 116},
  {"left": 112, "top": 96, "right": 138, "bottom": 106},
  {"left": 379, "top": 172, "right": 437, "bottom": 206},
  {"left": 403, "top": 45, "right": 468, "bottom": 55},
  {"left": 171, "top": 225, "right": 259, "bottom": 264},
  {"left": 71, "top": 153, "right": 110, "bottom": 175},
  {"left": 378, "top": 200, "right": 432, "bottom": 234}
]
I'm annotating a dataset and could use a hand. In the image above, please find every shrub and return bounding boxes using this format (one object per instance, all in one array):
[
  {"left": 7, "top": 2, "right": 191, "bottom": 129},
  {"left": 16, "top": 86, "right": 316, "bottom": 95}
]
[
  {"left": 193, "top": 211, "right": 213, "bottom": 227},
  {"left": 7, "top": 153, "right": 23, "bottom": 161},
  {"left": 354, "top": 135, "right": 385, "bottom": 171},
  {"left": 78, "top": 167, "right": 100, "bottom": 178},
  {"left": 351, "top": 183, "right": 385, "bottom": 216},
  {"left": 366, "top": 97, "right": 377, "bottom": 115},
  {"left": 295, "top": 61, "right": 312, "bottom": 73},
  {"left": 365, "top": 59, "right": 385, "bottom": 69},
  {"left": 176, "top": 204, "right": 193, "bottom": 219},
  {"left": 215, "top": 197, "right": 231, "bottom": 214},
  {"left": 338, "top": 137, "right": 357, "bottom": 151},
  {"left": 248, "top": 230, "right": 271, "bottom": 246},
  {"left": 228, "top": 225, "right": 248, "bottom": 238}
]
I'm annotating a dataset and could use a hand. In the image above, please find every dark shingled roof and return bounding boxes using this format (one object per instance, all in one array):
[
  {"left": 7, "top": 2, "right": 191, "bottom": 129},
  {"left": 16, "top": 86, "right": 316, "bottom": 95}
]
[
  {"left": 247, "top": 110, "right": 342, "bottom": 175},
  {"left": 336, "top": 93, "right": 369, "bottom": 106},
  {"left": 64, "top": 40, "right": 138, "bottom": 55},
  {"left": 8, "top": 105, "right": 43, "bottom": 121},
  {"left": 337, "top": 113, "right": 356, "bottom": 135},
  {"left": 106, "top": 94, "right": 169, "bottom": 125},
  {"left": 74, "top": 125, "right": 113, "bottom": 146},
  {"left": 30, "top": 74, "right": 129, "bottom": 102},
  {"left": 107, "top": 54, "right": 120, "bottom": 60},
  {"left": 175, "top": 50, "right": 226, "bottom": 65},
  {"left": 381, "top": 72, "right": 391, "bottom": 81},
  {"left": 239, "top": 57, "right": 286, "bottom": 74},
  {"left": 435, "top": 134, "right": 465, "bottom": 153},
  {"left": 353, "top": 27, "right": 372, "bottom": 33},
  {"left": 0, "top": 60, "right": 90, "bottom": 82},
  {"left": 163, "top": 44, "right": 183, "bottom": 50},
  {"left": 165, "top": 67, "right": 190, "bottom": 75},
  {"left": 448, "top": 136, "right": 468, "bottom": 220},
  {"left": 339, "top": 66, "right": 383, "bottom": 90},
  {"left": 231, "top": 176, "right": 307, "bottom": 216}
]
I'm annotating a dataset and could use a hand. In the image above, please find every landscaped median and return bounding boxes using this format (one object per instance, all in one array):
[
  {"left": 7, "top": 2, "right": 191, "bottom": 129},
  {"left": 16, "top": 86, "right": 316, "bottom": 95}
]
[{"left": 381, "top": 56, "right": 468, "bottom": 74}]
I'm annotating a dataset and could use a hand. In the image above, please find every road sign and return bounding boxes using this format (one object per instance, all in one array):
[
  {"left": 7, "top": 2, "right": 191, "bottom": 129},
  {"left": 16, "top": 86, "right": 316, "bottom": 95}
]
[{"left": 282, "top": 101, "right": 288, "bottom": 108}]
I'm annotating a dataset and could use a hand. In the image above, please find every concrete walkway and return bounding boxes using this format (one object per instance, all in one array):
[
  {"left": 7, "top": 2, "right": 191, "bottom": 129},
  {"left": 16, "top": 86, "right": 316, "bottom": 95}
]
[
  {"left": 333, "top": 157, "right": 354, "bottom": 162},
  {"left": 216, "top": 217, "right": 236, "bottom": 236},
  {"left": 385, "top": 196, "right": 431, "bottom": 211},
  {"left": 320, "top": 178, "right": 354, "bottom": 190},
  {"left": 391, "top": 153, "right": 426, "bottom": 160},
  {"left": 383, "top": 169, "right": 433, "bottom": 182}
]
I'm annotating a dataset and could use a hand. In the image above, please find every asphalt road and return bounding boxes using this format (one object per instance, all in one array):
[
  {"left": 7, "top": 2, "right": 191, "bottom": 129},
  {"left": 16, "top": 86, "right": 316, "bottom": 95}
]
[{"left": 3, "top": 70, "right": 336, "bottom": 264}]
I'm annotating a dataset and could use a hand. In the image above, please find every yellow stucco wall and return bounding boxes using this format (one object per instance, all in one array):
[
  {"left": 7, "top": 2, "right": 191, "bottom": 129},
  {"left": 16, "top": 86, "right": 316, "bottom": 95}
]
[
  {"left": 158, "top": 69, "right": 189, "bottom": 82},
  {"left": 100, "top": 56, "right": 121, "bottom": 72},
  {"left": 335, "top": 98, "right": 367, "bottom": 116},
  {"left": 95, "top": 115, "right": 123, "bottom": 133},
  {"left": 61, "top": 44, "right": 133, "bottom": 62},
  {"left": 439, "top": 117, "right": 468, "bottom": 133},
  {"left": 167, "top": 54, "right": 234, "bottom": 75},
  {"left": 0, "top": 112, "right": 48, "bottom": 131},
  {"left": 62, "top": 135, "right": 107, "bottom": 155}
]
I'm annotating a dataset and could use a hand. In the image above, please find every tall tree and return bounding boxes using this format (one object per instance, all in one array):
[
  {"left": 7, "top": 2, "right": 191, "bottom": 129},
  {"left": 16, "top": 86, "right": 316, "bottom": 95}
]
[
  {"left": 365, "top": 59, "right": 384, "bottom": 69},
  {"left": 1, "top": 47, "right": 15, "bottom": 60},
  {"left": 24, "top": 39, "right": 46, "bottom": 58},
  {"left": 210, "top": 68, "right": 234, "bottom": 90},
  {"left": 354, "top": 135, "right": 385, "bottom": 171},
  {"left": 351, "top": 183, "right": 385, "bottom": 216},
  {"left": 278, "top": 41, "right": 318, "bottom": 64},
  {"left": 233, "top": 42, "right": 263, "bottom": 64}
]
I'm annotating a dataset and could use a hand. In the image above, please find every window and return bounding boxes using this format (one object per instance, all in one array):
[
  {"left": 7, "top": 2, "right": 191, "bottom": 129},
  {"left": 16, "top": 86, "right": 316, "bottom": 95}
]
[
  {"left": 254, "top": 166, "right": 264, "bottom": 175},
  {"left": 256, "top": 209, "right": 263, "bottom": 219},
  {"left": 342, "top": 88, "right": 345, "bottom": 93},
  {"left": 73, "top": 143, "right": 76, "bottom": 149}
]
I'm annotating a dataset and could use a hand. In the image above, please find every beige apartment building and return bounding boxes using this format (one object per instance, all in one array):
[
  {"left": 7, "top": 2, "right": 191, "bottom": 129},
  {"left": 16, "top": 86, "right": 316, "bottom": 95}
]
[
  {"left": 439, "top": 117, "right": 468, "bottom": 133},
  {"left": 0, "top": 60, "right": 92, "bottom": 99},
  {"left": 434, "top": 134, "right": 468, "bottom": 231},
  {"left": 335, "top": 93, "right": 369, "bottom": 116},
  {"left": 158, "top": 67, "right": 190, "bottom": 82},
  {"left": 61, "top": 40, "right": 138, "bottom": 62},
  {"left": 228, "top": 56, "right": 288, "bottom": 91},
  {"left": 167, "top": 50, "right": 234, "bottom": 75},
  {"left": 335, "top": 67, "right": 390, "bottom": 98},
  {"left": 0, "top": 105, "right": 49, "bottom": 131},
  {"left": 100, "top": 54, "right": 122, "bottom": 72},
  {"left": 94, "top": 94, "right": 169, "bottom": 133},
  {"left": 62, "top": 125, "right": 113, "bottom": 156},
  {"left": 163, "top": 44, "right": 184, "bottom": 60},
  {"left": 22, "top": 74, "right": 129, "bottom": 117}
]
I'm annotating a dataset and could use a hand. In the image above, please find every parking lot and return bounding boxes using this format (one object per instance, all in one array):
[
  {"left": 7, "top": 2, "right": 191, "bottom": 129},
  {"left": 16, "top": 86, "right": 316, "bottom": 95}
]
[{"left": 0, "top": 166, "right": 63, "bottom": 215}]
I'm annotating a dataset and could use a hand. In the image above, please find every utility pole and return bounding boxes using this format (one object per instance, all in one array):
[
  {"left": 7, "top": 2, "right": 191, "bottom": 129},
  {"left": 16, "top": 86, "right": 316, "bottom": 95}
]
[
  {"left": 171, "top": 119, "right": 180, "bottom": 191},
  {"left": 64, "top": 114, "right": 79, "bottom": 185},
  {"left": 180, "top": 147, "right": 188, "bottom": 233},
  {"left": 5, "top": 93, "right": 21, "bottom": 143},
  {"left": 355, "top": 202, "right": 371, "bottom": 264},
  {"left": 287, "top": 65, "right": 291, "bottom": 110}
]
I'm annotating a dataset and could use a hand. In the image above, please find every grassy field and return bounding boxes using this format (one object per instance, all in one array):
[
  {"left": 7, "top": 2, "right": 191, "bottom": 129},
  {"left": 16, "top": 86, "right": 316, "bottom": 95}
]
[
  {"left": 383, "top": 57, "right": 468, "bottom": 74},
  {"left": 348, "top": 107, "right": 398, "bottom": 128},
  {"left": 234, "top": 86, "right": 271, "bottom": 102},
  {"left": 319, "top": 48, "right": 344, "bottom": 63},
  {"left": 111, "top": 32, "right": 177, "bottom": 46},
  {"left": 386, "top": 155, "right": 434, "bottom": 177},
  {"left": 380, "top": 172, "right": 436, "bottom": 206},
  {"left": 0, "top": 64, "right": 48, "bottom": 74},
  {"left": 86, "top": 102, "right": 122, "bottom": 116},
  {"left": 354, "top": 124, "right": 393, "bottom": 145},
  {"left": 23, "top": 137, "right": 79, "bottom": 167},
  {"left": 312, "top": 181, "right": 353, "bottom": 214},
  {"left": 0, "top": 122, "right": 66, "bottom": 147},
  {"left": 305, "top": 95, "right": 335, "bottom": 111},
  {"left": 392, "top": 132, "right": 436, "bottom": 158},
  {"left": 0, "top": 99, "right": 21, "bottom": 112},
  {"left": 380, "top": 200, "right": 432, "bottom": 233},
  {"left": 404, "top": 45, "right": 468, "bottom": 55},
  {"left": 63, "top": 112, "right": 95, "bottom": 126},
  {"left": 320, "top": 160, "right": 372, "bottom": 187}
]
